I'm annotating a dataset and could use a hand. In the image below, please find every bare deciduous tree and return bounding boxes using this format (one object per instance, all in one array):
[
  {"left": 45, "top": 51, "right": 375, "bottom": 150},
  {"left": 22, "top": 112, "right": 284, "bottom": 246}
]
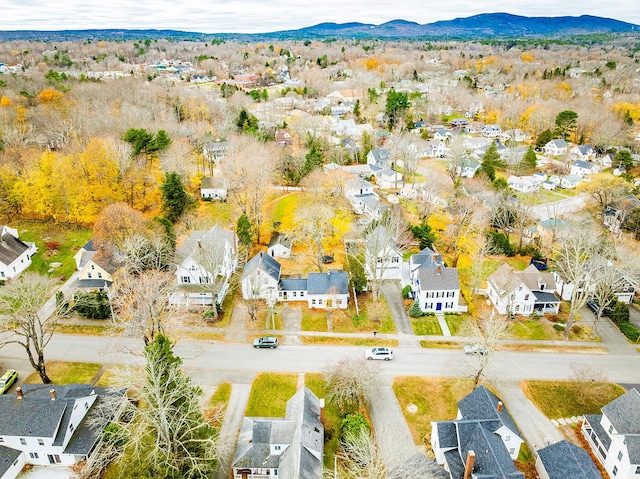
[
  {"left": 0, "top": 273, "right": 60, "bottom": 384},
  {"left": 324, "top": 357, "right": 379, "bottom": 413},
  {"left": 110, "top": 270, "right": 177, "bottom": 345}
]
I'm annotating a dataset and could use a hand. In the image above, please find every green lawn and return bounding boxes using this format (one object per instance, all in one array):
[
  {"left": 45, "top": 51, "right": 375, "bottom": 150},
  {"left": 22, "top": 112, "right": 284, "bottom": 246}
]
[
  {"left": 411, "top": 316, "right": 442, "bottom": 336},
  {"left": 516, "top": 189, "right": 566, "bottom": 206},
  {"left": 24, "top": 361, "right": 102, "bottom": 385},
  {"left": 245, "top": 373, "right": 298, "bottom": 417},
  {"left": 509, "top": 320, "right": 555, "bottom": 340},
  {"left": 302, "top": 336, "right": 398, "bottom": 347},
  {"left": 393, "top": 377, "right": 474, "bottom": 445},
  {"left": 206, "top": 382, "right": 232, "bottom": 428},
  {"left": 196, "top": 198, "right": 241, "bottom": 227},
  {"left": 301, "top": 297, "right": 395, "bottom": 334},
  {"left": 523, "top": 380, "right": 625, "bottom": 418},
  {"left": 445, "top": 313, "right": 468, "bottom": 336},
  {"left": 13, "top": 220, "right": 92, "bottom": 280}
]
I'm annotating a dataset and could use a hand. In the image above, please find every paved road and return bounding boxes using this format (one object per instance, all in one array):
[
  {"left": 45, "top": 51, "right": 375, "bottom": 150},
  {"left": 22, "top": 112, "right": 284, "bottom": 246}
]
[{"left": 529, "top": 193, "right": 587, "bottom": 220}]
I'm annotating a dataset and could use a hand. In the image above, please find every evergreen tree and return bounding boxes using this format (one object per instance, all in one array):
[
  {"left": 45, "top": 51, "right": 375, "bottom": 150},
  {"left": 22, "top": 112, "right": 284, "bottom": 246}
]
[
  {"left": 161, "top": 172, "right": 194, "bottom": 223},
  {"left": 519, "top": 146, "right": 538, "bottom": 174},
  {"left": 554, "top": 110, "right": 578, "bottom": 140},
  {"left": 536, "top": 129, "right": 555, "bottom": 148},
  {"left": 410, "top": 221, "right": 436, "bottom": 250},
  {"left": 385, "top": 88, "right": 410, "bottom": 129},
  {"left": 615, "top": 150, "right": 634, "bottom": 169},
  {"left": 304, "top": 141, "right": 324, "bottom": 174},
  {"left": 236, "top": 214, "right": 253, "bottom": 247}
]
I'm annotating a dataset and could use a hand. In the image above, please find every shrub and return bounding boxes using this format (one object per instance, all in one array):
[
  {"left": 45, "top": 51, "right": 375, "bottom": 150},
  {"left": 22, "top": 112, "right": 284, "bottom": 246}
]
[
  {"left": 408, "top": 301, "right": 423, "bottom": 318},
  {"left": 401, "top": 285, "right": 412, "bottom": 299},
  {"left": 553, "top": 324, "right": 565, "bottom": 331},
  {"left": 606, "top": 300, "right": 630, "bottom": 325},
  {"left": 44, "top": 241, "right": 60, "bottom": 250},
  {"left": 72, "top": 291, "right": 111, "bottom": 319},
  {"left": 618, "top": 322, "right": 640, "bottom": 342},
  {"left": 486, "top": 230, "right": 515, "bottom": 256},
  {"left": 571, "top": 325, "right": 582, "bottom": 335},
  {"left": 340, "top": 412, "right": 369, "bottom": 439}
]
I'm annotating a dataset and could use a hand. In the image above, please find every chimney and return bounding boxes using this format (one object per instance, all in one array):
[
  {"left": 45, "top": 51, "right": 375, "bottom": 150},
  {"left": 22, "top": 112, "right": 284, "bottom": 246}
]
[
  {"left": 497, "top": 401, "right": 503, "bottom": 413},
  {"left": 436, "top": 264, "right": 441, "bottom": 275},
  {"left": 463, "top": 450, "right": 475, "bottom": 479},
  {"left": 296, "top": 372, "right": 305, "bottom": 392},
  {"left": 16, "top": 387, "right": 23, "bottom": 399},
  {"left": 49, "top": 389, "right": 57, "bottom": 400}
]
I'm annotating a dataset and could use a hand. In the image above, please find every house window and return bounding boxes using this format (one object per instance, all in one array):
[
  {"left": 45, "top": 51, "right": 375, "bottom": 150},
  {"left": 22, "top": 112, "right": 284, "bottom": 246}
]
[
  {"left": 540, "top": 284, "right": 546, "bottom": 290},
  {"left": 618, "top": 451, "right": 623, "bottom": 461},
  {"left": 312, "top": 299, "right": 317, "bottom": 305},
  {"left": 91, "top": 264, "right": 95, "bottom": 270},
  {"left": 87, "top": 272, "right": 92, "bottom": 279},
  {"left": 635, "top": 465, "right": 640, "bottom": 474},
  {"left": 509, "top": 448, "right": 515, "bottom": 455},
  {"left": 38, "top": 439, "right": 44, "bottom": 446},
  {"left": 182, "top": 276, "right": 190, "bottom": 284},
  {"left": 518, "top": 286, "right": 522, "bottom": 291},
  {"left": 29, "top": 452, "right": 39, "bottom": 459},
  {"left": 20, "top": 438, "right": 26, "bottom": 445},
  {"left": 0, "top": 437, "right": 3, "bottom": 443},
  {"left": 274, "top": 445, "right": 281, "bottom": 451},
  {"left": 293, "top": 292, "right": 297, "bottom": 297},
  {"left": 524, "top": 294, "right": 529, "bottom": 300},
  {"left": 97, "top": 272, "right": 102, "bottom": 279},
  {"left": 505, "top": 435, "right": 511, "bottom": 441},
  {"left": 70, "top": 424, "right": 74, "bottom": 433},
  {"left": 301, "top": 292, "right": 305, "bottom": 297},
  {"left": 609, "top": 425, "right": 614, "bottom": 434},
  {"left": 613, "top": 466, "right": 618, "bottom": 476}
]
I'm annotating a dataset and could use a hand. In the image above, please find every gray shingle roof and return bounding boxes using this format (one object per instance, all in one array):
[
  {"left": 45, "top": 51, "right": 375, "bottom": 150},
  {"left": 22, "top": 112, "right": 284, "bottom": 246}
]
[
  {"left": 411, "top": 246, "right": 442, "bottom": 270},
  {"left": 434, "top": 421, "right": 458, "bottom": 448},
  {"left": 0, "top": 445, "right": 21, "bottom": 477},
  {"left": 537, "top": 440, "right": 602, "bottom": 479},
  {"left": 583, "top": 414, "right": 610, "bottom": 450},
  {"left": 241, "top": 252, "right": 281, "bottom": 282},
  {"left": 416, "top": 267, "right": 460, "bottom": 291},
  {"left": 268, "top": 232, "right": 292, "bottom": 249},
  {"left": 457, "top": 386, "right": 520, "bottom": 437},
  {"left": 602, "top": 388, "right": 640, "bottom": 435},
  {"left": 306, "top": 270, "right": 348, "bottom": 295},
  {"left": 280, "top": 278, "right": 307, "bottom": 291},
  {"left": 176, "top": 225, "right": 235, "bottom": 263},
  {"left": 0, "top": 231, "right": 29, "bottom": 267},
  {"left": 0, "top": 396, "right": 67, "bottom": 437}
]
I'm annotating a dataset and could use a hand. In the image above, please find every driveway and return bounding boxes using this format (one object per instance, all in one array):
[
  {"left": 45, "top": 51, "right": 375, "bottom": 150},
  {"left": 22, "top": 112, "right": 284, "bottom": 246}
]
[
  {"left": 579, "top": 305, "right": 637, "bottom": 355},
  {"left": 529, "top": 193, "right": 587, "bottom": 221},
  {"left": 380, "top": 282, "right": 412, "bottom": 335}
]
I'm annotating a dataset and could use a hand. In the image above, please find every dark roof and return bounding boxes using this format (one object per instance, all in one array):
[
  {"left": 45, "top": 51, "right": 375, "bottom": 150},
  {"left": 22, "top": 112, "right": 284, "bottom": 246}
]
[
  {"left": 457, "top": 386, "right": 520, "bottom": 437},
  {"left": 537, "top": 440, "right": 602, "bottom": 479},
  {"left": 434, "top": 421, "right": 458, "bottom": 448},
  {"left": 280, "top": 278, "right": 307, "bottom": 291},
  {"left": 75, "top": 278, "right": 113, "bottom": 290},
  {"left": 0, "top": 446, "right": 21, "bottom": 477},
  {"left": 444, "top": 448, "right": 465, "bottom": 479},
  {"left": 241, "top": 252, "right": 281, "bottom": 282},
  {"left": 0, "top": 231, "right": 29, "bottom": 266},
  {"left": 412, "top": 246, "right": 442, "bottom": 269},
  {"left": 82, "top": 239, "right": 95, "bottom": 252},
  {"left": 602, "top": 388, "right": 640, "bottom": 435},
  {"left": 200, "top": 176, "right": 226, "bottom": 189},
  {"left": 583, "top": 414, "right": 611, "bottom": 450},
  {"left": 533, "top": 291, "right": 560, "bottom": 303},
  {"left": 0, "top": 395, "right": 67, "bottom": 437},
  {"left": 306, "top": 270, "right": 348, "bottom": 295}
]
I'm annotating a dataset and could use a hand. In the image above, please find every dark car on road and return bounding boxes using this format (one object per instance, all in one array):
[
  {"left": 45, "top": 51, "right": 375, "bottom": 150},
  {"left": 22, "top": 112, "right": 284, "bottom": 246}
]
[{"left": 253, "top": 336, "right": 279, "bottom": 349}]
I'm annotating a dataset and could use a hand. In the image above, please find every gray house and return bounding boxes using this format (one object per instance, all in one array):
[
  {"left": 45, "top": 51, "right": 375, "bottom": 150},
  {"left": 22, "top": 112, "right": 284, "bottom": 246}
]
[
  {"left": 232, "top": 386, "right": 324, "bottom": 479},
  {"left": 431, "top": 386, "right": 525, "bottom": 479},
  {"left": 536, "top": 440, "right": 602, "bottom": 479}
]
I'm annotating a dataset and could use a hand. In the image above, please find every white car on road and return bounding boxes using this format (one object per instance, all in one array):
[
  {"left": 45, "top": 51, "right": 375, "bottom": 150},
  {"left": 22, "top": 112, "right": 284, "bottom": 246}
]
[{"left": 365, "top": 347, "right": 394, "bottom": 361}]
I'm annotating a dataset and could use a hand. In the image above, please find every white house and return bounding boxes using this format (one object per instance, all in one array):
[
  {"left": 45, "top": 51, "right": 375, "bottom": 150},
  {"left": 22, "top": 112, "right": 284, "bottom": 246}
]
[
  {"left": 482, "top": 124, "right": 502, "bottom": 138},
  {"left": 241, "top": 252, "right": 282, "bottom": 302},
  {"left": 0, "top": 384, "right": 126, "bottom": 479},
  {"left": 0, "top": 225, "right": 37, "bottom": 281},
  {"left": 500, "top": 129, "right": 528, "bottom": 143},
  {"left": 560, "top": 174, "right": 582, "bottom": 189},
  {"left": 486, "top": 264, "right": 560, "bottom": 317},
  {"left": 457, "top": 159, "right": 481, "bottom": 178},
  {"left": 570, "top": 160, "right": 598, "bottom": 178},
  {"left": 543, "top": 139, "right": 568, "bottom": 156},
  {"left": 364, "top": 226, "right": 403, "bottom": 281},
  {"left": 201, "top": 176, "right": 228, "bottom": 201},
  {"left": 345, "top": 176, "right": 378, "bottom": 214},
  {"left": 171, "top": 225, "right": 238, "bottom": 307},
  {"left": 366, "top": 149, "right": 393, "bottom": 170},
  {"left": 570, "top": 144, "right": 596, "bottom": 161},
  {"left": 431, "top": 386, "right": 524, "bottom": 479},
  {"left": 507, "top": 175, "right": 541, "bottom": 194},
  {"left": 305, "top": 270, "right": 349, "bottom": 309},
  {"left": 582, "top": 388, "right": 640, "bottom": 479},
  {"left": 408, "top": 247, "right": 466, "bottom": 313},
  {"left": 362, "top": 197, "right": 390, "bottom": 221},
  {"left": 232, "top": 386, "right": 323, "bottom": 479},
  {"left": 377, "top": 169, "right": 403, "bottom": 189},
  {"left": 203, "top": 140, "right": 229, "bottom": 165},
  {"left": 268, "top": 233, "right": 292, "bottom": 259}
]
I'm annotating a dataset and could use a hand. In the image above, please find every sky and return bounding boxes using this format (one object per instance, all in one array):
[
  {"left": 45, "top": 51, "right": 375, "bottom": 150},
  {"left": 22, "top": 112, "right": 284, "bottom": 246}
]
[{"left": 1, "top": 0, "right": 639, "bottom": 33}]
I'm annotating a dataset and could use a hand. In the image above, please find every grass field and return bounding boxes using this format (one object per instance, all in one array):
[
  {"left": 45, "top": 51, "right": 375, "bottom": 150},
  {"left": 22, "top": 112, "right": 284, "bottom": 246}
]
[
  {"left": 244, "top": 372, "right": 298, "bottom": 417},
  {"left": 411, "top": 316, "right": 442, "bottom": 336},
  {"left": 24, "top": 361, "right": 102, "bottom": 385},
  {"left": 522, "top": 380, "right": 625, "bottom": 418},
  {"left": 13, "top": 220, "right": 92, "bottom": 280}
]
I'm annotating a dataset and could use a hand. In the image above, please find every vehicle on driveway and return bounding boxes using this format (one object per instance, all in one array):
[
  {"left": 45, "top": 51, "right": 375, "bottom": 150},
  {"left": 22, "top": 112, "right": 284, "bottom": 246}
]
[
  {"left": 365, "top": 347, "right": 394, "bottom": 360},
  {"left": 463, "top": 344, "right": 489, "bottom": 355},
  {"left": 587, "top": 300, "right": 601, "bottom": 315},
  {"left": 253, "top": 336, "right": 279, "bottom": 349},
  {"left": 0, "top": 369, "right": 18, "bottom": 394}
]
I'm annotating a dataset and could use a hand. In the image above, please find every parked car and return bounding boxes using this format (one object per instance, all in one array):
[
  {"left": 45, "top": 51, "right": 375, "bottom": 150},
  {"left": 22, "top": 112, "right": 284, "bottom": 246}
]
[
  {"left": 587, "top": 300, "right": 600, "bottom": 315},
  {"left": 0, "top": 369, "right": 18, "bottom": 394},
  {"left": 364, "top": 347, "right": 394, "bottom": 361},
  {"left": 253, "top": 336, "right": 279, "bottom": 349},
  {"left": 463, "top": 344, "right": 489, "bottom": 355}
]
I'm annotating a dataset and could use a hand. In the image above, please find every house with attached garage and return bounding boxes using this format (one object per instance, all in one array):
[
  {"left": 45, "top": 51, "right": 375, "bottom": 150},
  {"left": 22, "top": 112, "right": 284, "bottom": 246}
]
[
  {"left": 170, "top": 225, "right": 238, "bottom": 307},
  {"left": 407, "top": 247, "right": 466, "bottom": 313},
  {"left": 582, "top": 388, "right": 640, "bottom": 479},
  {"left": 486, "top": 264, "right": 561, "bottom": 317},
  {"left": 536, "top": 439, "right": 603, "bottom": 479},
  {"left": 232, "top": 385, "right": 324, "bottom": 479},
  {"left": 0, "top": 225, "right": 37, "bottom": 281},
  {"left": 0, "top": 384, "right": 126, "bottom": 479},
  {"left": 431, "top": 385, "right": 524, "bottom": 479},
  {"left": 507, "top": 175, "right": 542, "bottom": 194}
]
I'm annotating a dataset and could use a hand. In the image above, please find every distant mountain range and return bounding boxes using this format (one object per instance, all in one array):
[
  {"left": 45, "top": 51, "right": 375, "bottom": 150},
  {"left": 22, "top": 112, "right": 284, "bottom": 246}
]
[{"left": 0, "top": 13, "right": 638, "bottom": 42}]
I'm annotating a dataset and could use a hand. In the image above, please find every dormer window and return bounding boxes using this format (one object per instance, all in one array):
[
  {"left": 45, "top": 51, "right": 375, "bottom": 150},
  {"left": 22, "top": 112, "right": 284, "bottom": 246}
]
[{"left": 539, "top": 283, "right": 546, "bottom": 291}]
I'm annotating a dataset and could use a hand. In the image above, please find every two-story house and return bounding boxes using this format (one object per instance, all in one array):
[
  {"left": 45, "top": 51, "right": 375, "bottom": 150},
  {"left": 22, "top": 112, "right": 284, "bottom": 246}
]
[
  {"left": 367, "top": 148, "right": 393, "bottom": 171},
  {"left": 408, "top": 247, "right": 466, "bottom": 313},
  {"left": 582, "top": 388, "right": 640, "bottom": 479},
  {"left": 203, "top": 140, "right": 229, "bottom": 166},
  {"left": 241, "top": 252, "right": 282, "bottom": 302},
  {"left": 0, "top": 226, "right": 37, "bottom": 281},
  {"left": 170, "top": 225, "right": 238, "bottom": 307},
  {"left": 486, "top": 264, "right": 560, "bottom": 316},
  {"left": 570, "top": 144, "right": 596, "bottom": 162},
  {"left": 482, "top": 124, "right": 502, "bottom": 138},
  {"left": 507, "top": 175, "right": 542, "bottom": 194},
  {"left": 73, "top": 240, "right": 122, "bottom": 291},
  {"left": 431, "top": 386, "right": 525, "bottom": 479},
  {"left": 232, "top": 386, "right": 324, "bottom": 479},
  {"left": 543, "top": 139, "right": 568, "bottom": 157},
  {"left": 0, "top": 384, "right": 126, "bottom": 479},
  {"left": 345, "top": 176, "right": 378, "bottom": 214},
  {"left": 364, "top": 226, "right": 403, "bottom": 281},
  {"left": 570, "top": 160, "right": 598, "bottom": 178}
]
